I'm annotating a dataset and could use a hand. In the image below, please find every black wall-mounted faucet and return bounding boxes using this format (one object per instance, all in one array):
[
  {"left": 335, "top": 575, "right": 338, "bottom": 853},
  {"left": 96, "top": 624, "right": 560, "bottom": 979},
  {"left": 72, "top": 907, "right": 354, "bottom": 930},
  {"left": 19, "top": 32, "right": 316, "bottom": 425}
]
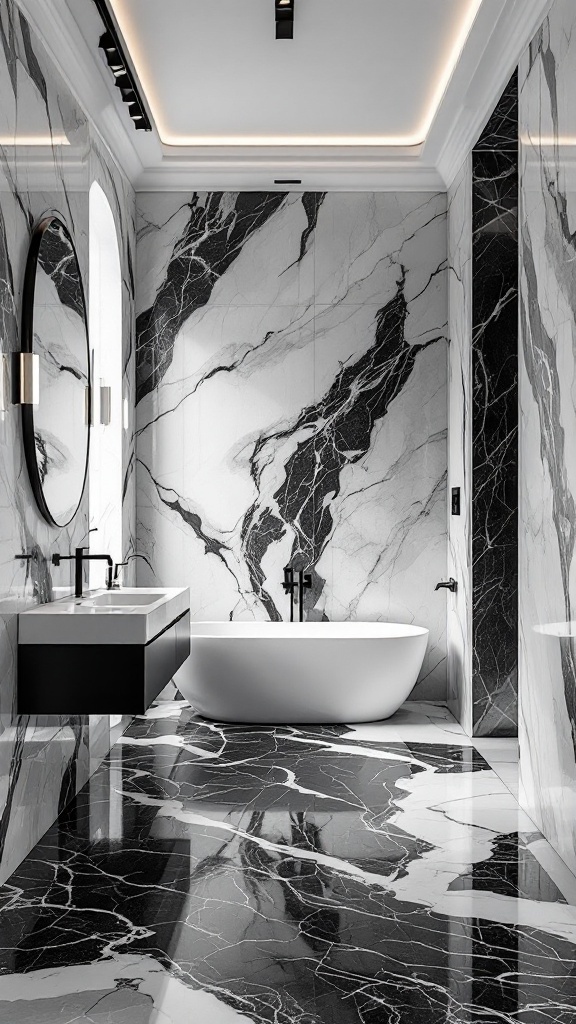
[
  {"left": 111, "top": 552, "right": 150, "bottom": 588},
  {"left": 52, "top": 547, "right": 114, "bottom": 598},
  {"left": 435, "top": 578, "right": 458, "bottom": 593},
  {"left": 283, "top": 565, "right": 312, "bottom": 622}
]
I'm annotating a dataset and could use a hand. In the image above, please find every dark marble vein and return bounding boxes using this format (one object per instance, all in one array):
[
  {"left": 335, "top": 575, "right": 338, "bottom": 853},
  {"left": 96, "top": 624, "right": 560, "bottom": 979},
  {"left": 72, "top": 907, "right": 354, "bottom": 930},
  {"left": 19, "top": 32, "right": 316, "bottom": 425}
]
[
  {"left": 37, "top": 218, "right": 86, "bottom": 319},
  {"left": 0, "top": 1, "right": 16, "bottom": 97},
  {"left": 136, "top": 192, "right": 288, "bottom": 404},
  {"left": 242, "top": 271, "right": 445, "bottom": 619},
  {"left": 18, "top": 11, "right": 47, "bottom": 105}
]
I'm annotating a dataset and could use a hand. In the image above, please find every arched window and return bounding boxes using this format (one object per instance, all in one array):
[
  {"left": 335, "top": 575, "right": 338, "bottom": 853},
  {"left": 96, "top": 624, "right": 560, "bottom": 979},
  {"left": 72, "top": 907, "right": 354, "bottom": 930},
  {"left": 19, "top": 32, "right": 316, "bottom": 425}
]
[{"left": 89, "top": 181, "right": 122, "bottom": 589}]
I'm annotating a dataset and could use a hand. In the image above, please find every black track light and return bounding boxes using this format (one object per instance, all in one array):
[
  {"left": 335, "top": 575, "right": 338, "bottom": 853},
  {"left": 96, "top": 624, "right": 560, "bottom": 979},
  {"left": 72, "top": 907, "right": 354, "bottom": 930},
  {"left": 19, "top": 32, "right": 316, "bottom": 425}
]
[
  {"left": 99, "top": 30, "right": 116, "bottom": 54},
  {"left": 127, "top": 104, "right": 145, "bottom": 123},
  {"left": 276, "top": 0, "right": 294, "bottom": 39},
  {"left": 92, "top": 0, "right": 152, "bottom": 131}
]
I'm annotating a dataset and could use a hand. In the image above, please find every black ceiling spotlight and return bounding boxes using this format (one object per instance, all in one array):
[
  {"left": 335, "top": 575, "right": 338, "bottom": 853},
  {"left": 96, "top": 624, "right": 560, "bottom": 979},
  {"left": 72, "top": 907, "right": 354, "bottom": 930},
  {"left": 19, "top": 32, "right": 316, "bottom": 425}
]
[
  {"left": 276, "top": 0, "right": 294, "bottom": 39},
  {"left": 92, "top": 0, "right": 152, "bottom": 131}
]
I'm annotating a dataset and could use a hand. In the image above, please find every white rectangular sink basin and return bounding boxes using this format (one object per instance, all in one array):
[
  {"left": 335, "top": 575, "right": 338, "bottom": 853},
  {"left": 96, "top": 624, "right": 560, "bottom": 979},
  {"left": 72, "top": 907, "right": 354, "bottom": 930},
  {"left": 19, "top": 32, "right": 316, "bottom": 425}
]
[
  {"left": 90, "top": 592, "right": 165, "bottom": 607},
  {"left": 18, "top": 588, "right": 190, "bottom": 645}
]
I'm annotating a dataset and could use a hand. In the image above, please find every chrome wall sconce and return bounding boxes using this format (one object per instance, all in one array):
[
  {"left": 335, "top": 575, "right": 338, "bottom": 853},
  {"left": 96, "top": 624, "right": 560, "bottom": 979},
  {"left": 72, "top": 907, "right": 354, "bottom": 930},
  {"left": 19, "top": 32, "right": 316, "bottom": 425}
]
[
  {"left": 12, "top": 352, "right": 39, "bottom": 406},
  {"left": 92, "top": 0, "right": 152, "bottom": 131},
  {"left": 276, "top": 0, "right": 294, "bottom": 39},
  {"left": 0, "top": 354, "right": 8, "bottom": 417},
  {"left": 100, "top": 383, "right": 112, "bottom": 425}
]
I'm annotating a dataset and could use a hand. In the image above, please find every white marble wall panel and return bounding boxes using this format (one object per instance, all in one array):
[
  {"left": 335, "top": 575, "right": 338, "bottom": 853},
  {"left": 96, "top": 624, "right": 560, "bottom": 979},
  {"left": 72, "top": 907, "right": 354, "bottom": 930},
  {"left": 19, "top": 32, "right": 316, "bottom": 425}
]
[
  {"left": 136, "top": 192, "right": 449, "bottom": 697},
  {"left": 0, "top": 0, "right": 135, "bottom": 884},
  {"left": 519, "top": 0, "right": 576, "bottom": 874},
  {"left": 447, "top": 156, "right": 473, "bottom": 733}
]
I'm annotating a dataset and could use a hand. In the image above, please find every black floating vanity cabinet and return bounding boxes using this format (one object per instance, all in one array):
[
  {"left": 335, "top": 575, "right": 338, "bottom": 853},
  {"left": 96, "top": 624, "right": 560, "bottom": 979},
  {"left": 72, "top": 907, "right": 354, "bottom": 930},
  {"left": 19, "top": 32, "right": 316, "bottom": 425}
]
[{"left": 17, "top": 588, "right": 191, "bottom": 715}]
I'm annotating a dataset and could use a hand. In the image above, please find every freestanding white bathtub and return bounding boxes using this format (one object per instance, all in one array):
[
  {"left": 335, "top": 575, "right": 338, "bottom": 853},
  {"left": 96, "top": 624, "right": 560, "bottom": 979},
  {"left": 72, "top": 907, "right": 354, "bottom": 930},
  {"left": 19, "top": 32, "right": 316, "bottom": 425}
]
[{"left": 173, "top": 621, "right": 429, "bottom": 724}]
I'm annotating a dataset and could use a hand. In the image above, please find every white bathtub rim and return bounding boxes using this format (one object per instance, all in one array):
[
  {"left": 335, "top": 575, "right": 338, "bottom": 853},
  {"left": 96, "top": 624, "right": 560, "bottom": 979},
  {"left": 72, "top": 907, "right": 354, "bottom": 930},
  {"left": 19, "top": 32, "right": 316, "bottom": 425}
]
[{"left": 189, "top": 621, "right": 429, "bottom": 640}]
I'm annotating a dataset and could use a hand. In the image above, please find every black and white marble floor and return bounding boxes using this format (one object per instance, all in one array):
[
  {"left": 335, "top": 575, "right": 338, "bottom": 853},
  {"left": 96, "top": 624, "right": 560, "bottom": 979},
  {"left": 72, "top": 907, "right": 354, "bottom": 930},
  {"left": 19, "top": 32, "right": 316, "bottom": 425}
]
[{"left": 0, "top": 698, "right": 574, "bottom": 1022}]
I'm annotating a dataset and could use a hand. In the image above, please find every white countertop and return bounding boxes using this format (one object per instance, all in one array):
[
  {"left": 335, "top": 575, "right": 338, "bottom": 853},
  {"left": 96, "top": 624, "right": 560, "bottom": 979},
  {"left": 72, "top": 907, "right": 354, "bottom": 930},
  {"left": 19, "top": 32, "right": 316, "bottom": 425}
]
[{"left": 18, "top": 588, "right": 190, "bottom": 645}]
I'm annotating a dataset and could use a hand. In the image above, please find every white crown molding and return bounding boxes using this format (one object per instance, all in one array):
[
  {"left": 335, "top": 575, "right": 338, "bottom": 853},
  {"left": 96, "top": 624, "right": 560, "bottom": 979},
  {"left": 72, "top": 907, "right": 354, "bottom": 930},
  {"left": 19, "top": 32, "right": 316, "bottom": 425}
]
[
  {"left": 14, "top": 0, "right": 144, "bottom": 185},
  {"left": 135, "top": 161, "right": 446, "bottom": 193},
  {"left": 433, "top": 0, "right": 554, "bottom": 186},
  {"left": 135, "top": 145, "right": 444, "bottom": 192}
]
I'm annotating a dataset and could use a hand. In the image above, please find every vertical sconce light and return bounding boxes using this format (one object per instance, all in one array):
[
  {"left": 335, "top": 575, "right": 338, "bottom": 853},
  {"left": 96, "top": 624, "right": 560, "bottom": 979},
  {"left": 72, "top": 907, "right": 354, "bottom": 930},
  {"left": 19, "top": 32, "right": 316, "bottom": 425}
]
[
  {"left": 0, "top": 354, "right": 8, "bottom": 419},
  {"left": 13, "top": 352, "right": 39, "bottom": 405},
  {"left": 100, "top": 382, "right": 112, "bottom": 425},
  {"left": 276, "top": 0, "right": 294, "bottom": 39}
]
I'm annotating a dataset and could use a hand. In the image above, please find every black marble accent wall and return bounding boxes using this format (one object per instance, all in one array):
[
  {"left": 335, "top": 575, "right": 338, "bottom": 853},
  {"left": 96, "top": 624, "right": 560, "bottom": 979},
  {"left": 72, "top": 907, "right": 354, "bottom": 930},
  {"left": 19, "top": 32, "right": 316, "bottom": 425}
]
[{"left": 471, "top": 75, "right": 519, "bottom": 735}]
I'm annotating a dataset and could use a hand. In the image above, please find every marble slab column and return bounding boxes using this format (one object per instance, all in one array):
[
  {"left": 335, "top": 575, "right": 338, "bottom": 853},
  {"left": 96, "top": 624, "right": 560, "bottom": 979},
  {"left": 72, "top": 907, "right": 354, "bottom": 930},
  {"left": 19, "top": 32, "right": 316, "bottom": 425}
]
[
  {"left": 471, "top": 73, "right": 519, "bottom": 736},
  {"left": 519, "top": 0, "right": 576, "bottom": 875},
  {"left": 448, "top": 75, "right": 519, "bottom": 738}
]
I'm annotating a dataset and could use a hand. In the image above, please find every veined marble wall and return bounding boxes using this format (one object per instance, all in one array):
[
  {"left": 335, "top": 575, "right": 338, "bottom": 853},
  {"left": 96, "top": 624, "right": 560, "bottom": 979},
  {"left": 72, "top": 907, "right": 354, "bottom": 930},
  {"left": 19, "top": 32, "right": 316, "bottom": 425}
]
[
  {"left": 471, "top": 75, "right": 519, "bottom": 736},
  {"left": 447, "top": 76, "right": 518, "bottom": 737},
  {"left": 0, "top": 0, "right": 135, "bottom": 884},
  {"left": 519, "top": 0, "right": 576, "bottom": 873},
  {"left": 136, "top": 192, "right": 449, "bottom": 697}
]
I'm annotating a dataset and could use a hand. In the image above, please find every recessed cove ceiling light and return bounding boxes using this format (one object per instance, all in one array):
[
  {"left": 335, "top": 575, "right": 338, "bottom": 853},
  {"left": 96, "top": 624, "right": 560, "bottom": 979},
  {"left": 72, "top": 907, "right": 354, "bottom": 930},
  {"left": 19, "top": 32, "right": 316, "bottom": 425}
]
[
  {"left": 0, "top": 136, "right": 70, "bottom": 146},
  {"left": 520, "top": 134, "right": 576, "bottom": 145},
  {"left": 108, "top": 0, "right": 485, "bottom": 148}
]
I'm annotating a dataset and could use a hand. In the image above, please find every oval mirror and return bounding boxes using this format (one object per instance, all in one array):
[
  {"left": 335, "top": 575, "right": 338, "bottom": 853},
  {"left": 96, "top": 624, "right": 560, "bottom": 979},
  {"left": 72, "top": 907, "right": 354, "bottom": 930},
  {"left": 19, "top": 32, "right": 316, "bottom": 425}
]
[{"left": 21, "top": 216, "right": 91, "bottom": 528}]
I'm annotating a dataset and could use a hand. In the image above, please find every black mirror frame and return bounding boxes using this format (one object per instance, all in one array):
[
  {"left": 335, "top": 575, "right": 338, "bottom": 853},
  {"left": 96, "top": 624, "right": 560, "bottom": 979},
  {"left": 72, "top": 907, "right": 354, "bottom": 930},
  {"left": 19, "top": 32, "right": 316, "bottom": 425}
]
[{"left": 21, "top": 215, "right": 91, "bottom": 529}]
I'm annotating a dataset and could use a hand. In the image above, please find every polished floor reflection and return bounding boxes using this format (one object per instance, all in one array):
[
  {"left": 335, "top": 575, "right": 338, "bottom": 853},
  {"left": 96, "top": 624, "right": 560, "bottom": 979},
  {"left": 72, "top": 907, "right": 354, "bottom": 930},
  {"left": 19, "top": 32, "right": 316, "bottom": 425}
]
[{"left": 0, "top": 699, "right": 575, "bottom": 1022}]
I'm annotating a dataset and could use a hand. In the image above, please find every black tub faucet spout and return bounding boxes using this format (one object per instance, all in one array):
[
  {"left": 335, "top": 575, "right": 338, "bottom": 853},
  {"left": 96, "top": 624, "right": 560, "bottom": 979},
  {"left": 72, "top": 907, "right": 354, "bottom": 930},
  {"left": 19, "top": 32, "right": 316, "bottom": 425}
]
[
  {"left": 435, "top": 578, "right": 458, "bottom": 593},
  {"left": 283, "top": 565, "right": 312, "bottom": 622}
]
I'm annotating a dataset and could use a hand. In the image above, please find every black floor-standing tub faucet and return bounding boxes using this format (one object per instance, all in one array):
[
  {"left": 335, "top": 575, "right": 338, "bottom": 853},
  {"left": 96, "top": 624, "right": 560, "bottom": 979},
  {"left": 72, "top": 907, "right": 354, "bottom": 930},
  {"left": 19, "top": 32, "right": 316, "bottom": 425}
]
[{"left": 283, "top": 566, "right": 312, "bottom": 622}]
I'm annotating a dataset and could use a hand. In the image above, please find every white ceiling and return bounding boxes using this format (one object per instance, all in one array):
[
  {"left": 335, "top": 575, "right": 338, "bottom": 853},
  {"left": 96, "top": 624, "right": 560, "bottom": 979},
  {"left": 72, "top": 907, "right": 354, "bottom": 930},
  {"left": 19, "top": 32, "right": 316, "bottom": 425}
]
[
  {"left": 16, "top": 0, "right": 554, "bottom": 190},
  {"left": 110, "top": 0, "right": 480, "bottom": 147}
]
